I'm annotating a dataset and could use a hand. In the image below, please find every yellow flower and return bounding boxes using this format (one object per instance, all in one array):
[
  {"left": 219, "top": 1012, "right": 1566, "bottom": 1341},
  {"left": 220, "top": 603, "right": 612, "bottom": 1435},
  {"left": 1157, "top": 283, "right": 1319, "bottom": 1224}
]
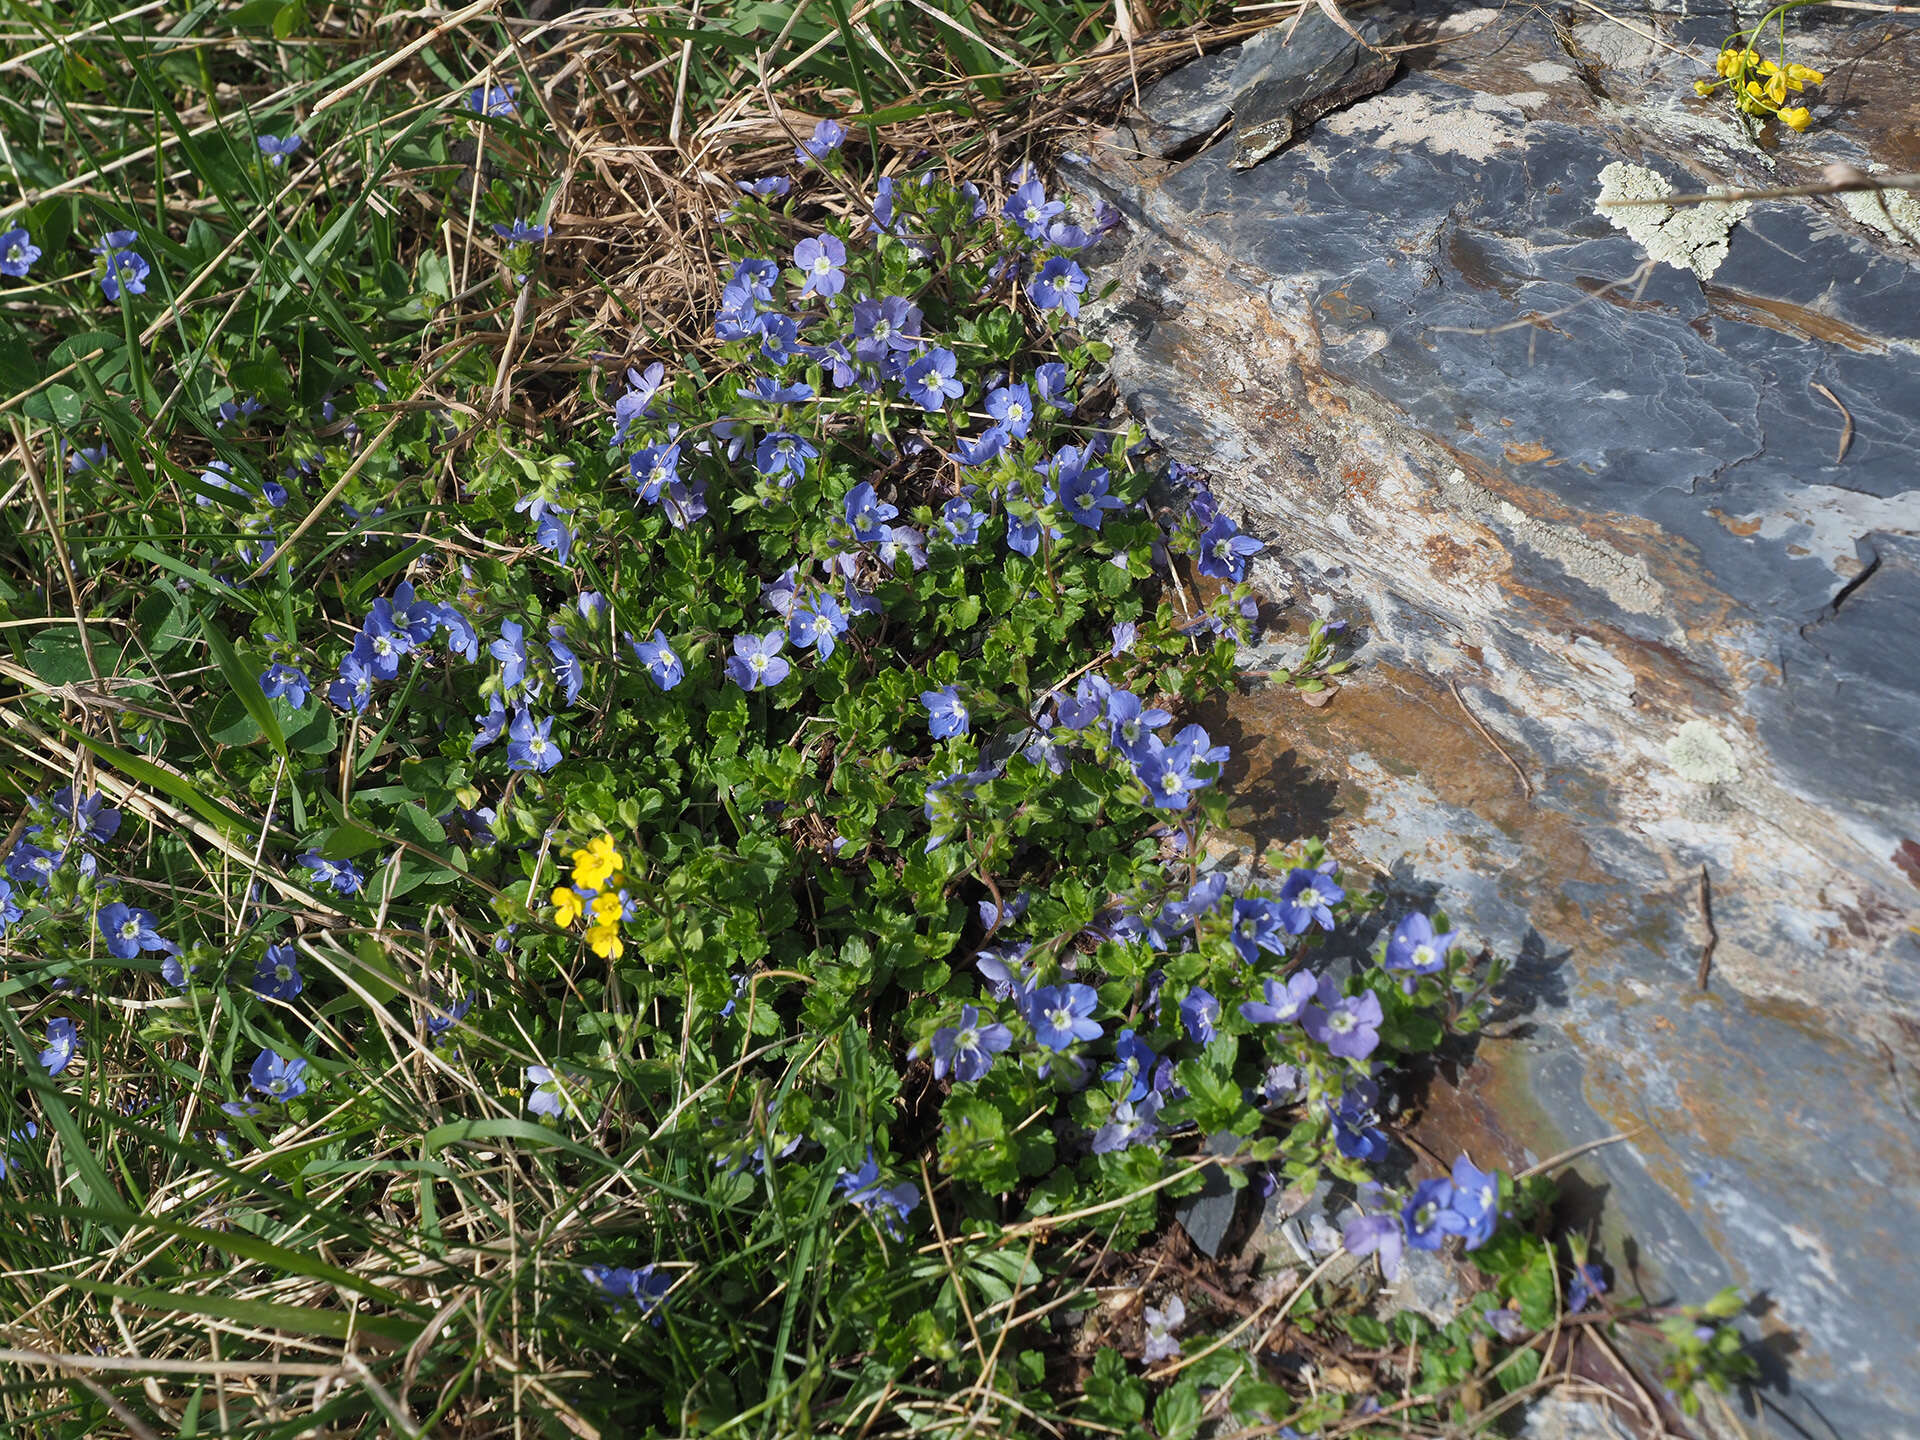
[
  {"left": 590, "top": 892, "right": 624, "bottom": 926},
  {"left": 1694, "top": 79, "right": 1717, "bottom": 97},
  {"left": 1780, "top": 105, "right": 1813, "bottom": 131},
  {"left": 551, "top": 886, "right": 585, "bottom": 928},
  {"left": 585, "top": 921, "right": 625, "bottom": 959},
  {"left": 571, "top": 835, "right": 624, "bottom": 891},
  {"left": 1786, "top": 63, "right": 1823, "bottom": 86},
  {"left": 1715, "top": 47, "right": 1741, "bottom": 77},
  {"left": 1764, "top": 71, "right": 1788, "bottom": 104}
]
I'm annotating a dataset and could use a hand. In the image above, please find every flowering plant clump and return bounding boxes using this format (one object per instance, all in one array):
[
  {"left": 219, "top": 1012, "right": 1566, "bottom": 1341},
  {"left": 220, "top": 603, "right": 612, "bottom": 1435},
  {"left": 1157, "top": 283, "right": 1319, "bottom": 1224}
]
[
  {"left": 0, "top": 24, "right": 1759, "bottom": 1431},
  {"left": 1694, "top": 1, "right": 1825, "bottom": 131}
]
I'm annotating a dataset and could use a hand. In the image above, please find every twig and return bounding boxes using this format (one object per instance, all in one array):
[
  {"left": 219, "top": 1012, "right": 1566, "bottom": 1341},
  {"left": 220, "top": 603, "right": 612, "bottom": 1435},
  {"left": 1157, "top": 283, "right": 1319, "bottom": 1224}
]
[
  {"left": 1696, "top": 863, "right": 1717, "bottom": 992},
  {"left": 1600, "top": 168, "right": 1920, "bottom": 209},
  {"left": 1449, "top": 678, "right": 1533, "bottom": 799},
  {"left": 1810, "top": 382, "right": 1853, "bottom": 464},
  {"left": 1517, "top": 1129, "right": 1643, "bottom": 1181},
  {"left": 1430, "top": 258, "right": 1657, "bottom": 341}
]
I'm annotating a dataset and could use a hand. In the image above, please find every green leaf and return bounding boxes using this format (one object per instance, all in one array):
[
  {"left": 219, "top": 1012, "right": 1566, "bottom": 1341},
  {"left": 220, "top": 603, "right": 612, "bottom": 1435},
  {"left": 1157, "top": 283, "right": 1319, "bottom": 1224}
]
[
  {"left": 1153, "top": 1380, "right": 1205, "bottom": 1440},
  {"left": 200, "top": 610, "right": 288, "bottom": 758}
]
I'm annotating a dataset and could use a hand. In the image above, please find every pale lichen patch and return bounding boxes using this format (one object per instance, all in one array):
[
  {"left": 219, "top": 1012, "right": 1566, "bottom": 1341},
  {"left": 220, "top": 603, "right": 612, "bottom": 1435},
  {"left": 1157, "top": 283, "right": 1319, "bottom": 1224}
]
[
  {"left": 1667, "top": 720, "right": 1740, "bottom": 784},
  {"left": 1595, "top": 161, "right": 1750, "bottom": 280}
]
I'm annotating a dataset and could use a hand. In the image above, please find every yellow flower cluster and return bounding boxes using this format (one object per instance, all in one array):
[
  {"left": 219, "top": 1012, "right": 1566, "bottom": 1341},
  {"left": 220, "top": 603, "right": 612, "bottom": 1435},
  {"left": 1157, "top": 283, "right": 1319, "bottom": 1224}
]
[
  {"left": 551, "top": 835, "right": 627, "bottom": 959},
  {"left": 1696, "top": 46, "right": 1821, "bottom": 130}
]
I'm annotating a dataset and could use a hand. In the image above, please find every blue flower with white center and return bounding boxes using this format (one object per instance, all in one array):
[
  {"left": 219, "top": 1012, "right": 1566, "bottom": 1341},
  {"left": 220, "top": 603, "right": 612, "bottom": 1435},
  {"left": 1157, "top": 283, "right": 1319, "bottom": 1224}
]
[
  {"left": 1003, "top": 179, "right": 1064, "bottom": 240},
  {"left": 257, "top": 134, "right": 302, "bottom": 166},
  {"left": 930, "top": 1005, "right": 1013, "bottom": 1082},
  {"left": 610, "top": 362, "right": 666, "bottom": 445},
  {"left": 731, "top": 257, "right": 779, "bottom": 301},
  {"left": 1385, "top": 912, "right": 1456, "bottom": 976},
  {"left": 737, "top": 175, "right": 792, "bottom": 198},
  {"left": 1054, "top": 446, "right": 1123, "bottom": 529},
  {"left": 95, "top": 232, "right": 150, "bottom": 300},
  {"left": 1447, "top": 1154, "right": 1501, "bottom": 1249},
  {"left": 902, "top": 347, "right": 963, "bottom": 412},
  {"left": 1330, "top": 1080, "right": 1389, "bottom": 1161},
  {"left": 1, "top": 228, "right": 42, "bottom": 278},
  {"left": 795, "top": 117, "right": 845, "bottom": 164},
  {"left": 506, "top": 709, "right": 561, "bottom": 772},
  {"left": 793, "top": 233, "right": 847, "bottom": 299},
  {"left": 985, "top": 383, "right": 1033, "bottom": 438},
  {"left": 328, "top": 652, "right": 374, "bottom": 712},
  {"left": 1179, "top": 987, "right": 1220, "bottom": 1044},
  {"left": 95, "top": 902, "right": 173, "bottom": 959},
  {"left": 259, "top": 663, "right": 311, "bottom": 709},
  {"left": 726, "top": 631, "right": 789, "bottom": 692},
  {"left": 1197, "top": 513, "right": 1265, "bottom": 581},
  {"left": 659, "top": 476, "right": 707, "bottom": 528},
  {"left": 1091, "top": 1092, "right": 1163, "bottom": 1154},
  {"left": 1301, "top": 975, "right": 1382, "bottom": 1060},
  {"left": 1239, "top": 970, "right": 1318, "bottom": 1026},
  {"left": 467, "top": 83, "right": 516, "bottom": 117},
  {"left": 626, "top": 629, "right": 684, "bottom": 690},
  {"left": 1029, "top": 257, "right": 1088, "bottom": 318},
  {"left": 755, "top": 312, "right": 800, "bottom": 364},
  {"left": 253, "top": 943, "right": 303, "bottom": 1000},
  {"left": 351, "top": 626, "right": 403, "bottom": 684},
  {"left": 629, "top": 440, "right": 681, "bottom": 503},
  {"left": 920, "top": 686, "right": 969, "bottom": 739},
  {"left": 1025, "top": 982, "right": 1103, "bottom": 1051},
  {"left": 1403, "top": 1176, "right": 1468, "bottom": 1251},
  {"left": 471, "top": 691, "right": 507, "bottom": 751},
  {"left": 1230, "top": 897, "right": 1285, "bottom": 964},
  {"left": 546, "top": 632, "right": 584, "bottom": 705},
  {"left": 851, "top": 295, "right": 920, "bottom": 363},
  {"left": 300, "top": 851, "right": 365, "bottom": 896},
  {"left": 787, "top": 591, "right": 847, "bottom": 659},
  {"left": 1102, "top": 1028, "right": 1158, "bottom": 1102},
  {"left": 250, "top": 1048, "right": 309, "bottom": 1102},
  {"left": 876, "top": 524, "right": 926, "bottom": 573},
  {"left": 941, "top": 497, "right": 981, "bottom": 546},
  {"left": 1136, "top": 736, "right": 1210, "bottom": 810},
  {"left": 843, "top": 481, "right": 896, "bottom": 541},
  {"left": 755, "top": 430, "right": 817, "bottom": 485},
  {"left": 39, "top": 1018, "right": 78, "bottom": 1076},
  {"left": 525, "top": 1064, "right": 572, "bottom": 1116},
  {"left": 491, "top": 218, "right": 550, "bottom": 243},
  {"left": 53, "top": 788, "right": 121, "bottom": 844},
  {"left": 1277, "top": 865, "right": 1344, "bottom": 934},
  {"left": 535, "top": 512, "right": 573, "bottom": 564}
]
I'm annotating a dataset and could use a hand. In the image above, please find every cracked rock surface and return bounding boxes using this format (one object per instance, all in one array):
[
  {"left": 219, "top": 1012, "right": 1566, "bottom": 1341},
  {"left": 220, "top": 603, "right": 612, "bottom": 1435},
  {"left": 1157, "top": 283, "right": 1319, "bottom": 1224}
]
[{"left": 1067, "top": 2, "right": 1920, "bottom": 1434}]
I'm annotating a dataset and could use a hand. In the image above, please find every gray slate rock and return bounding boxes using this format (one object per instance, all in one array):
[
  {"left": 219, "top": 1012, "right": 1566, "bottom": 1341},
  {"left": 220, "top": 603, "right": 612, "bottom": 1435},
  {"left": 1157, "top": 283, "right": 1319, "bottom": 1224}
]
[{"left": 1228, "top": 5, "right": 1407, "bottom": 170}]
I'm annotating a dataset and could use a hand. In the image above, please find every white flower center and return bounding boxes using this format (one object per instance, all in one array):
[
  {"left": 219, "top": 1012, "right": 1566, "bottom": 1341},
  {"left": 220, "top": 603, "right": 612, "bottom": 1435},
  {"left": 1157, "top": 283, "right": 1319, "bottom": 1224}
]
[
  {"left": 812, "top": 255, "right": 832, "bottom": 275},
  {"left": 1413, "top": 944, "right": 1435, "bottom": 966},
  {"left": 1298, "top": 887, "right": 1323, "bottom": 909},
  {"left": 750, "top": 653, "right": 767, "bottom": 674},
  {"left": 872, "top": 320, "right": 890, "bottom": 341},
  {"left": 1047, "top": 1007, "right": 1071, "bottom": 1031},
  {"left": 121, "top": 921, "right": 140, "bottom": 940}
]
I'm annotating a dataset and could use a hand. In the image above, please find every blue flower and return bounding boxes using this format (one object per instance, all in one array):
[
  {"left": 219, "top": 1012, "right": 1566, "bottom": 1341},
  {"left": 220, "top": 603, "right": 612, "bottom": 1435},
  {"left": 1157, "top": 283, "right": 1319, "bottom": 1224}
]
[
  {"left": 929, "top": 1005, "right": 1013, "bottom": 1082},
  {"left": 738, "top": 374, "right": 813, "bottom": 404},
  {"left": 1026, "top": 982, "right": 1102, "bottom": 1051},
  {"left": 96, "top": 236, "right": 150, "bottom": 300},
  {"left": 920, "top": 686, "right": 969, "bottom": 739},
  {"left": 1343, "top": 1210, "right": 1405, "bottom": 1281},
  {"left": 546, "top": 632, "right": 584, "bottom": 705},
  {"left": 1004, "top": 179, "right": 1064, "bottom": 240},
  {"left": 851, "top": 295, "right": 919, "bottom": 363},
  {"left": 755, "top": 311, "right": 800, "bottom": 365},
  {"left": 1239, "top": 971, "right": 1318, "bottom": 1026},
  {"left": 941, "top": 498, "right": 981, "bottom": 546},
  {"left": 1, "top": 228, "right": 41, "bottom": 278},
  {"left": 1569, "top": 1262, "right": 1607, "bottom": 1313},
  {"left": 425, "top": 992, "right": 473, "bottom": 1041},
  {"left": 1055, "top": 447, "right": 1123, "bottom": 529},
  {"left": 1102, "top": 1028, "right": 1158, "bottom": 1102},
  {"left": 726, "top": 631, "right": 789, "bottom": 691},
  {"left": 506, "top": 709, "right": 562, "bottom": 772},
  {"left": 1106, "top": 690, "right": 1169, "bottom": 761},
  {"left": 1197, "top": 513, "right": 1265, "bottom": 581},
  {"left": 788, "top": 591, "right": 848, "bottom": 659},
  {"left": 837, "top": 1147, "right": 920, "bottom": 1237},
  {"left": 626, "top": 629, "right": 684, "bottom": 690},
  {"left": 731, "top": 257, "right": 779, "bottom": 301},
  {"left": 985, "top": 383, "right": 1033, "bottom": 438},
  {"left": 793, "top": 233, "right": 847, "bottom": 298},
  {"left": 1300, "top": 975, "right": 1382, "bottom": 1060},
  {"left": 437, "top": 603, "right": 480, "bottom": 662},
  {"left": 583, "top": 1263, "right": 673, "bottom": 1324},
  {"left": 257, "top": 134, "right": 302, "bottom": 165},
  {"left": 843, "top": 481, "right": 896, "bottom": 541},
  {"left": 492, "top": 218, "right": 550, "bottom": 243},
  {"left": 1447, "top": 1154, "right": 1501, "bottom": 1249},
  {"left": 96, "top": 902, "right": 174, "bottom": 960},
  {"left": 1179, "top": 987, "right": 1220, "bottom": 1044},
  {"left": 1385, "top": 912, "right": 1456, "bottom": 976},
  {"left": 902, "top": 347, "right": 964, "bottom": 412},
  {"left": 1403, "top": 1176, "right": 1468, "bottom": 1251},
  {"left": 1029, "top": 257, "right": 1088, "bottom": 317},
  {"left": 1277, "top": 865, "right": 1344, "bottom": 934},
  {"left": 0, "top": 878, "right": 21, "bottom": 933},
  {"left": 472, "top": 691, "right": 507, "bottom": 751},
  {"left": 328, "top": 652, "right": 374, "bottom": 712},
  {"left": 949, "top": 428, "right": 1006, "bottom": 468},
  {"left": 490, "top": 620, "right": 532, "bottom": 692},
  {"left": 875, "top": 524, "right": 926, "bottom": 573},
  {"left": 535, "top": 512, "right": 573, "bottom": 563},
  {"left": 66, "top": 443, "right": 107, "bottom": 473},
  {"left": 1136, "top": 735, "right": 1212, "bottom": 809},
  {"left": 52, "top": 788, "right": 120, "bottom": 845},
  {"left": 630, "top": 441, "right": 681, "bottom": 503},
  {"left": 250, "top": 1048, "right": 309, "bottom": 1102},
  {"left": 39, "top": 1018, "right": 78, "bottom": 1076},
  {"left": 1092, "top": 1093, "right": 1164, "bottom": 1154},
  {"left": 795, "top": 117, "right": 846, "bottom": 164},
  {"left": 300, "top": 851, "right": 365, "bottom": 896},
  {"left": 525, "top": 1064, "right": 571, "bottom": 1116},
  {"left": 253, "top": 943, "right": 303, "bottom": 1000},
  {"left": 1033, "top": 362, "right": 1074, "bottom": 412},
  {"left": 737, "top": 175, "right": 792, "bottom": 198},
  {"left": 610, "top": 362, "right": 666, "bottom": 445},
  {"left": 260, "top": 663, "right": 311, "bottom": 709},
  {"left": 468, "top": 83, "right": 517, "bottom": 117},
  {"left": 755, "top": 430, "right": 817, "bottom": 484},
  {"left": 1330, "top": 1080, "right": 1390, "bottom": 1161},
  {"left": 1230, "top": 897, "right": 1285, "bottom": 963}
]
